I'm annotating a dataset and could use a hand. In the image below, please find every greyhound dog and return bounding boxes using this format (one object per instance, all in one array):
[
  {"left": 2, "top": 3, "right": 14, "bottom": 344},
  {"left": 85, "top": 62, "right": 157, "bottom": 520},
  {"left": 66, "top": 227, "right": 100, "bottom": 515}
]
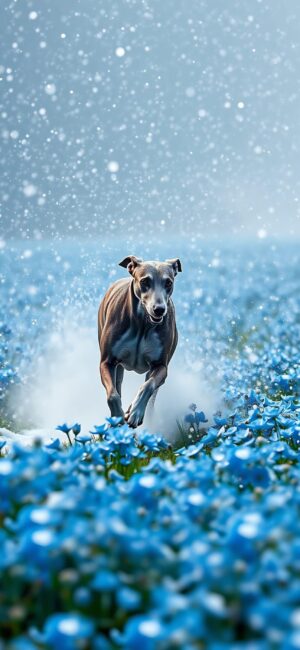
[{"left": 98, "top": 255, "right": 182, "bottom": 428}]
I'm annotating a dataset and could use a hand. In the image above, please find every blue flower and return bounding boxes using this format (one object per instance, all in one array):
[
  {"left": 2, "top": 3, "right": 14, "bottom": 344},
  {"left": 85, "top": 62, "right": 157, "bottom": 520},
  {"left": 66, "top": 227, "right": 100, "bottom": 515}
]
[
  {"left": 106, "top": 416, "right": 123, "bottom": 426},
  {"left": 41, "top": 613, "right": 94, "bottom": 648},
  {"left": 91, "top": 569, "right": 119, "bottom": 592},
  {"left": 117, "top": 586, "right": 141, "bottom": 611},
  {"left": 76, "top": 433, "right": 92, "bottom": 444},
  {"left": 112, "top": 615, "right": 166, "bottom": 649},
  {"left": 56, "top": 423, "right": 73, "bottom": 434},
  {"left": 195, "top": 410, "right": 208, "bottom": 424},
  {"left": 184, "top": 413, "right": 195, "bottom": 424},
  {"left": 214, "top": 416, "right": 228, "bottom": 426},
  {"left": 91, "top": 423, "right": 109, "bottom": 435},
  {"left": 46, "top": 438, "right": 61, "bottom": 450}
]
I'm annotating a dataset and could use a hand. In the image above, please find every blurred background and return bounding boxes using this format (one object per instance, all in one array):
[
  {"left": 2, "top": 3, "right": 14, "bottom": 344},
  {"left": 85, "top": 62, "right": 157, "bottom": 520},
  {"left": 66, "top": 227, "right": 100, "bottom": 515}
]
[{"left": 1, "top": 0, "right": 300, "bottom": 243}]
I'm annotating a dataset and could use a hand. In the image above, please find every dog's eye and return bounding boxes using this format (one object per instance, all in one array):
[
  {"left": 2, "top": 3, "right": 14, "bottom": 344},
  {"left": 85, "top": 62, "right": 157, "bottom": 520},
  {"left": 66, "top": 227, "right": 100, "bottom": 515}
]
[
  {"left": 165, "top": 279, "right": 173, "bottom": 290},
  {"left": 140, "top": 278, "right": 150, "bottom": 291}
]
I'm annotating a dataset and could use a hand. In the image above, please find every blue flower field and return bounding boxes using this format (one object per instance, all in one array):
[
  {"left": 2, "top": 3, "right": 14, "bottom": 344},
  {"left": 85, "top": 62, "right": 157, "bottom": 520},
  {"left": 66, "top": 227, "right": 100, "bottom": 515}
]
[{"left": 0, "top": 239, "right": 300, "bottom": 649}]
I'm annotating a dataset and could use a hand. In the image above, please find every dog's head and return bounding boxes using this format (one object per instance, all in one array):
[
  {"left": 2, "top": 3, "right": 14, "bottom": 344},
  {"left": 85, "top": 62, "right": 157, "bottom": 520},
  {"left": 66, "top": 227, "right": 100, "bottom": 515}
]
[{"left": 119, "top": 255, "right": 182, "bottom": 324}]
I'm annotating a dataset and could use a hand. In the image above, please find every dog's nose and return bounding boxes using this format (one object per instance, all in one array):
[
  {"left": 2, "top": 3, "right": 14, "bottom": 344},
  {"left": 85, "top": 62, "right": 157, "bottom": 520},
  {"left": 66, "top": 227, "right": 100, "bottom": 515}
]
[{"left": 153, "top": 305, "right": 165, "bottom": 317}]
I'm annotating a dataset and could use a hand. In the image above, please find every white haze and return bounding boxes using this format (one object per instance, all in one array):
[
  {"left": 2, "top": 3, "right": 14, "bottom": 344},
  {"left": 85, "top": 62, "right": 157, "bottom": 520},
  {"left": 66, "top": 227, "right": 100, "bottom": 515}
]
[{"left": 14, "top": 323, "right": 220, "bottom": 441}]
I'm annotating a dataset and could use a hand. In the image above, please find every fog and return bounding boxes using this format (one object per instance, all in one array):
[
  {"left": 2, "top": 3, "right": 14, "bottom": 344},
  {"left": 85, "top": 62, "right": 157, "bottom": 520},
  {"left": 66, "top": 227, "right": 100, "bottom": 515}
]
[{"left": 12, "top": 321, "right": 220, "bottom": 440}]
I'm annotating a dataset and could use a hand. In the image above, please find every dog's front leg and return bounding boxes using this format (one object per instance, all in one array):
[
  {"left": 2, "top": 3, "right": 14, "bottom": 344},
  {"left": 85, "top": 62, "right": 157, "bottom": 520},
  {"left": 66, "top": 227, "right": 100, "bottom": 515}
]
[
  {"left": 125, "top": 365, "right": 167, "bottom": 428},
  {"left": 100, "top": 360, "right": 124, "bottom": 419}
]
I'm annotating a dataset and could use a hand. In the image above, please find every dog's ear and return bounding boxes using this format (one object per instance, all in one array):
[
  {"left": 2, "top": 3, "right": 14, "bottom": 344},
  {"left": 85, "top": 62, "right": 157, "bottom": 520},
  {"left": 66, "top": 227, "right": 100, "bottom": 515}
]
[
  {"left": 119, "top": 255, "right": 142, "bottom": 275},
  {"left": 166, "top": 258, "right": 182, "bottom": 276}
]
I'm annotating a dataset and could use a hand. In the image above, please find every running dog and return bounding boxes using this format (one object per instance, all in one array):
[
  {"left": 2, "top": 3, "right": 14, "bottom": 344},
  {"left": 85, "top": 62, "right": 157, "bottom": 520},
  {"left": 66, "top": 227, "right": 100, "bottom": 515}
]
[{"left": 98, "top": 255, "right": 182, "bottom": 428}]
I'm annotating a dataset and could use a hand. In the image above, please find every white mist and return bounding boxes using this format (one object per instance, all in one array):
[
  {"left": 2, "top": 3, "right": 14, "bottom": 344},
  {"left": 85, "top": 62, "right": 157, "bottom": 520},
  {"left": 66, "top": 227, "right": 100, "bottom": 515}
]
[{"left": 13, "top": 323, "right": 220, "bottom": 440}]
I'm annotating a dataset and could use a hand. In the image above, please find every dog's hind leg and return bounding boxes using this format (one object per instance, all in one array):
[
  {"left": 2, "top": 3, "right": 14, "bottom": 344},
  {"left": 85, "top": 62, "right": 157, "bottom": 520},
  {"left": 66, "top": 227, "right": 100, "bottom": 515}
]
[
  {"left": 100, "top": 360, "right": 124, "bottom": 419},
  {"left": 116, "top": 365, "right": 124, "bottom": 398}
]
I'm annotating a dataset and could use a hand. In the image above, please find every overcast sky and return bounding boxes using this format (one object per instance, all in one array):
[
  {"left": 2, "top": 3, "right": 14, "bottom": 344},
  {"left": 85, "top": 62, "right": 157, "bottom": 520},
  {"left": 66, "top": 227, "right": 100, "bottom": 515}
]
[{"left": 1, "top": 0, "right": 300, "bottom": 241}]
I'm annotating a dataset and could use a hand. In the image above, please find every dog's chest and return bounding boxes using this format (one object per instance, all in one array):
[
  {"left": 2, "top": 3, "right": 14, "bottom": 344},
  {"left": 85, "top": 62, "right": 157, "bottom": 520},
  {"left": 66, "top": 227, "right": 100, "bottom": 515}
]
[{"left": 112, "top": 328, "right": 162, "bottom": 373}]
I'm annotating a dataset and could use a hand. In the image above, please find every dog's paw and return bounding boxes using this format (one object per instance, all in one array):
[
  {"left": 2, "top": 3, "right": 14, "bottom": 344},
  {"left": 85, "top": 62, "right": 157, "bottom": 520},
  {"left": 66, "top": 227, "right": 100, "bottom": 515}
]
[{"left": 125, "top": 404, "right": 145, "bottom": 429}]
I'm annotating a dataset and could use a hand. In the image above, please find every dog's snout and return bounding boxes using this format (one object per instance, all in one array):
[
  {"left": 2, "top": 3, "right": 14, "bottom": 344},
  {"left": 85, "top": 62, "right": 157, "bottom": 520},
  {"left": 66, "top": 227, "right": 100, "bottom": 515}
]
[{"left": 153, "top": 305, "right": 165, "bottom": 317}]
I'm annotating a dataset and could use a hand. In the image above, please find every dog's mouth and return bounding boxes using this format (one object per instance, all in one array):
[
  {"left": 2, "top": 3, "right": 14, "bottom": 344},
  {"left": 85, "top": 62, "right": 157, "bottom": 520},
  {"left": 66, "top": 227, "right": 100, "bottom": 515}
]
[{"left": 148, "top": 313, "right": 164, "bottom": 324}]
